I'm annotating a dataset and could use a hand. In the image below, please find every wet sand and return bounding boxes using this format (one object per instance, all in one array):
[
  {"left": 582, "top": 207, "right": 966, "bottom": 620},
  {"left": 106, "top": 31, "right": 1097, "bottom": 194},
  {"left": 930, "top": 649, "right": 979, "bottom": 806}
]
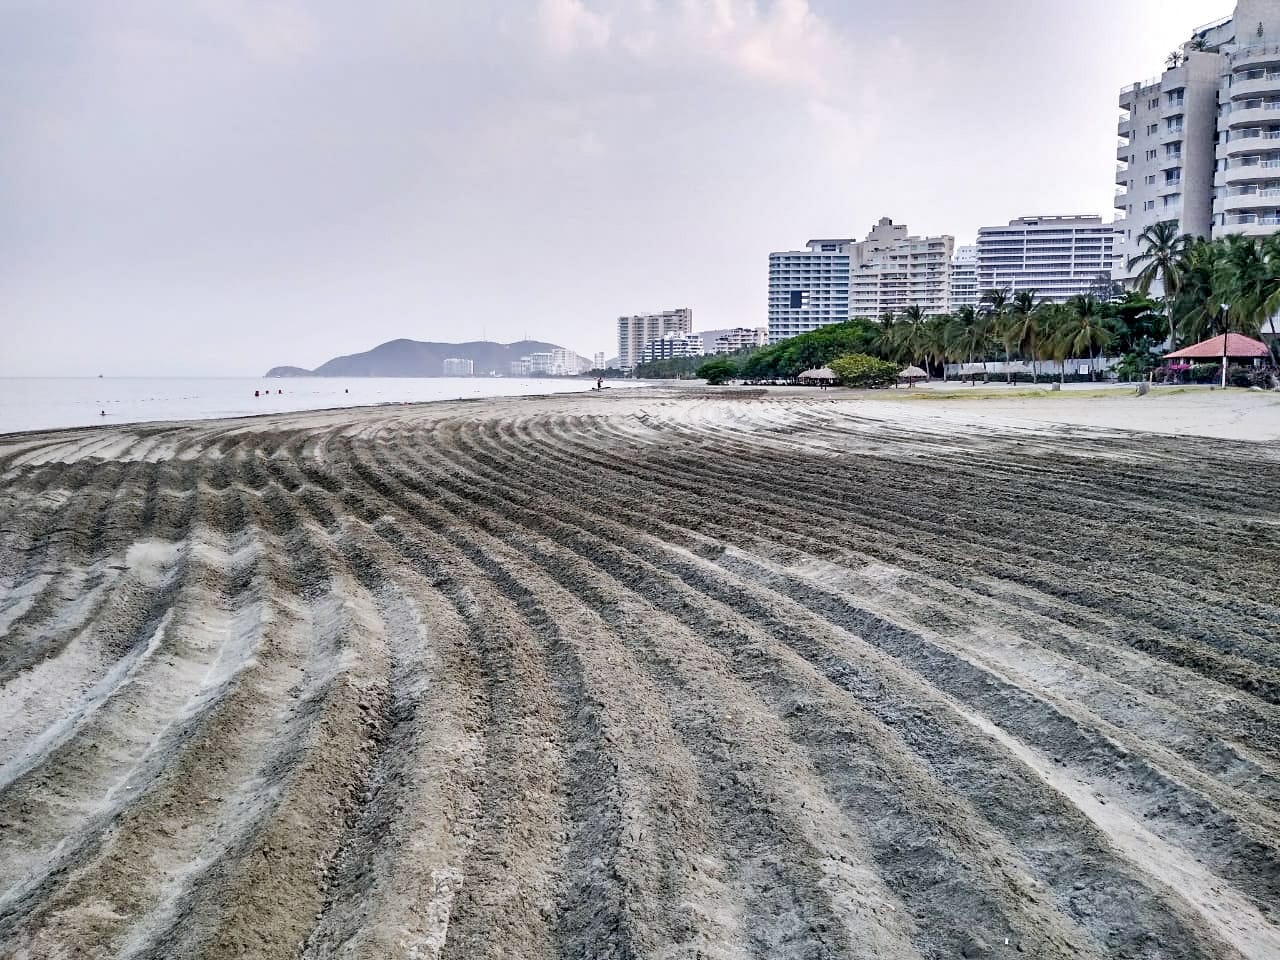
[{"left": 1, "top": 388, "right": 1278, "bottom": 959}]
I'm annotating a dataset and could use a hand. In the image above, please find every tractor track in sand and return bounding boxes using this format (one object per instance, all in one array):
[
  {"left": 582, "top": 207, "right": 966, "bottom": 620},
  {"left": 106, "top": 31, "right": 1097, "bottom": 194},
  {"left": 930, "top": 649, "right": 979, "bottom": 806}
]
[{"left": 0, "top": 390, "right": 1278, "bottom": 959}]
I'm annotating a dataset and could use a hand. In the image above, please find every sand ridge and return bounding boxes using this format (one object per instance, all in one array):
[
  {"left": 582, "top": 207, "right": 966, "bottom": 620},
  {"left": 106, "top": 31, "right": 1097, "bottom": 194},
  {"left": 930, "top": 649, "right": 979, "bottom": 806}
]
[{"left": 0, "top": 389, "right": 1278, "bottom": 959}]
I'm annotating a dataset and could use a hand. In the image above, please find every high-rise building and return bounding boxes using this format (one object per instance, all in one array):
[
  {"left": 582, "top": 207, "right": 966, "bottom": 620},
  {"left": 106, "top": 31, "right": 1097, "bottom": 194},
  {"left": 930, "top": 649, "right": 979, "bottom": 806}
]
[
  {"left": 767, "top": 239, "right": 853, "bottom": 342},
  {"left": 710, "top": 327, "right": 769, "bottom": 353},
  {"left": 1115, "top": 4, "right": 1280, "bottom": 283},
  {"left": 849, "top": 218, "right": 953, "bottom": 319},
  {"left": 949, "top": 245, "right": 980, "bottom": 310},
  {"left": 768, "top": 221, "right": 951, "bottom": 342},
  {"left": 593, "top": 352, "right": 605, "bottom": 370},
  {"left": 616, "top": 308, "right": 693, "bottom": 371},
  {"left": 640, "top": 332, "right": 704, "bottom": 364},
  {"left": 442, "top": 357, "right": 473, "bottom": 376},
  {"left": 975, "top": 216, "right": 1119, "bottom": 302}
]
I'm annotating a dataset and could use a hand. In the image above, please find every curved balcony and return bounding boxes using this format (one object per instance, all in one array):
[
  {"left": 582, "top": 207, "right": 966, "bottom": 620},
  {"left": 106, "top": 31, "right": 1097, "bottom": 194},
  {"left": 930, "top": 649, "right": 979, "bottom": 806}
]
[
  {"left": 1231, "top": 44, "right": 1280, "bottom": 72},
  {"left": 1225, "top": 105, "right": 1280, "bottom": 128},
  {"left": 1223, "top": 159, "right": 1280, "bottom": 185},
  {"left": 1228, "top": 75, "right": 1280, "bottom": 100},
  {"left": 1219, "top": 132, "right": 1280, "bottom": 159},
  {"left": 1222, "top": 188, "right": 1280, "bottom": 213},
  {"left": 1221, "top": 213, "right": 1280, "bottom": 236}
]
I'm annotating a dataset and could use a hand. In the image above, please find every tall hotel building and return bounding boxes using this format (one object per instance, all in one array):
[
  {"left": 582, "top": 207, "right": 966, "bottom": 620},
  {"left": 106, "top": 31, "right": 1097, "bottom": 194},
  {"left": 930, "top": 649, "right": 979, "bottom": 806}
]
[
  {"left": 767, "top": 219, "right": 951, "bottom": 342},
  {"left": 949, "top": 245, "right": 980, "bottom": 310},
  {"left": 767, "top": 239, "right": 852, "bottom": 343},
  {"left": 975, "top": 216, "right": 1119, "bottom": 301},
  {"left": 1115, "top": 2, "right": 1280, "bottom": 282},
  {"left": 616, "top": 308, "right": 693, "bottom": 371}
]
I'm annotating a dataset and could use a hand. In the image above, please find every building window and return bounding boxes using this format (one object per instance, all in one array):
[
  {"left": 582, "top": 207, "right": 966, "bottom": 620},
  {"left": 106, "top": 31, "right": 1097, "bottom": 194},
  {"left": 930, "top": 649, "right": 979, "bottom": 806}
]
[
  {"left": 1146, "top": 149, "right": 1158, "bottom": 160},
  {"left": 1143, "top": 200, "right": 1156, "bottom": 210},
  {"left": 1147, "top": 123, "right": 1159, "bottom": 134},
  {"left": 1145, "top": 174, "right": 1157, "bottom": 184}
]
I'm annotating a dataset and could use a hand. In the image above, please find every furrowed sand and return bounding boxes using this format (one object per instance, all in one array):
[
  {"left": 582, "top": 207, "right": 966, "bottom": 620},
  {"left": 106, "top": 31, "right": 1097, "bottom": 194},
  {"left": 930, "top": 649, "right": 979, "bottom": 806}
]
[{"left": 1, "top": 385, "right": 1279, "bottom": 959}]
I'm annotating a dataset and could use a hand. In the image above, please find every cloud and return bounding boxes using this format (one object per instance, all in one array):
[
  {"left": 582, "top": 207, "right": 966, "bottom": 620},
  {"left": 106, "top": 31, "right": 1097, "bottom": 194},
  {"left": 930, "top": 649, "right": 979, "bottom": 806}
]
[
  {"left": 536, "top": 0, "right": 611, "bottom": 56},
  {"left": 199, "top": 0, "right": 321, "bottom": 64}
]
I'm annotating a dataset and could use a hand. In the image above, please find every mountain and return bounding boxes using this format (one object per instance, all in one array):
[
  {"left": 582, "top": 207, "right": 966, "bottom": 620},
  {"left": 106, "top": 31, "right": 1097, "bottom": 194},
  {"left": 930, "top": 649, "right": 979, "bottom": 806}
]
[{"left": 265, "top": 339, "right": 567, "bottom": 377}]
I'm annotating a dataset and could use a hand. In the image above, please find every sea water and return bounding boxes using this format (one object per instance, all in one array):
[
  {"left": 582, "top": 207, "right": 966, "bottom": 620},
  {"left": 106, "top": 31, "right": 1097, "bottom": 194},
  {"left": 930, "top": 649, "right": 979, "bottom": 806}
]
[{"left": 0, "top": 377, "right": 632, "bottom": 435}]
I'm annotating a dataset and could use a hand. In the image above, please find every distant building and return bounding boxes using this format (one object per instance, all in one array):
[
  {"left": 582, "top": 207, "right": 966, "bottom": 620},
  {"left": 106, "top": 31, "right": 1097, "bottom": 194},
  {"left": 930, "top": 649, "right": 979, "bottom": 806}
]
[
  {"left": 711, "top": 327, "right": 768, "bottom": 353},
  {"left": 641, "top": 332, "right": 704, "bottom": 364},
  {"left": 509, "top": 358, "right": 530, "bottom": 376},
  {"left": 849, "top": 217, "right": 953, "bottom": 319},
  {"left": 949, "top": 245, "right": 980, "bottom": 311},
  {"left": 767, "top": 238, "right": 852, "bottom": 343},
  {"left": 617, "top": 308, "right": 693, "bottom": 371},
  {"left": 976, "top": 215, "right": 1119, "bottom": 302},
  {"left": 593, "top": 351, "right": 606, "bottom": 370},
  {"left": 769, "top": 219, "right": 952, "bottom": 343},
  {"left": 442, "top": 357, "right": 473, "bottom": 376}
]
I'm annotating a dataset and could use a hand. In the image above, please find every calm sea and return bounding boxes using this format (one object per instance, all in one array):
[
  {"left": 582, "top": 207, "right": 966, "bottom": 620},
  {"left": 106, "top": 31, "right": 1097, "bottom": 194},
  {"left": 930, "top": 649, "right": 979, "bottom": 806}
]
[{"left": 0, "top": 377, "right": 631, "bottom": 435}]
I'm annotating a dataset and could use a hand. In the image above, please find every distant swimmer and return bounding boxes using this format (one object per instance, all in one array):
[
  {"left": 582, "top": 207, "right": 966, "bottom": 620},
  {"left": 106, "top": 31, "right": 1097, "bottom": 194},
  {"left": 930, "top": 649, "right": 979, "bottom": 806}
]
[
  {"left": 100, "top": 410, "right": 105, "bottom": 417},
  {"left": 255, "top": 390, "right": 260, "bottom": 397},
  {"left": 345, "top": 388, "right": 349, "bottom": 393},
  {"left": 278, "top": 389, "right": 282, "bottom": 394}
]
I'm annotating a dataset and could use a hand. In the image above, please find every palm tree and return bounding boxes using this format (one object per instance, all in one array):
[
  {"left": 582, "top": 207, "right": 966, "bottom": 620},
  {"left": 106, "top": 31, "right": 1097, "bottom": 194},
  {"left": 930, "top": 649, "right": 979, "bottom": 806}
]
[
  {"left": 1128, "top": 220, "right": 1192, "bottom": 349},
  {"left": 1173, "top": 238, "right": 1227, "bottom": 344},
  {"left": 1006, "top": 290, "right": 1042, "bottom": 382},
  {"left": 872, "top": 312, "right": 899, "bottom": 362},
  {"left": 948, "top": 305, "right": 996, "bottom": 383},
  {"left": 898, "top": 305, "right": 930, "bottom": 376},
  {"left": 1040, "top": 304, "right": 1074, "bottom": 385},
  {"left": 980, "top": 288, "right": 1011, "bottom": 382},
  {"left": 1057, "top": 296, "right": 1115, "bottom": 380}
]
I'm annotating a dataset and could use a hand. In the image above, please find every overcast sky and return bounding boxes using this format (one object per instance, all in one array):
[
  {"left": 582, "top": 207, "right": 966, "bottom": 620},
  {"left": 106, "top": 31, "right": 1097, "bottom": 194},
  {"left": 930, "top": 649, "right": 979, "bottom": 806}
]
[{"left": 3, "top": 0, "right": 1227, "bottom": 375}]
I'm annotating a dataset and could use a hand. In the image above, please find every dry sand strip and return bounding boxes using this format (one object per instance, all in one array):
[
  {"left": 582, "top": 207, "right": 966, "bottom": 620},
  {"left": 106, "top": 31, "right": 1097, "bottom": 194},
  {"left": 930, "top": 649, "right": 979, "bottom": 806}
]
[{"left": 1, "top": 388, "right": 1279, "bottom": 960}]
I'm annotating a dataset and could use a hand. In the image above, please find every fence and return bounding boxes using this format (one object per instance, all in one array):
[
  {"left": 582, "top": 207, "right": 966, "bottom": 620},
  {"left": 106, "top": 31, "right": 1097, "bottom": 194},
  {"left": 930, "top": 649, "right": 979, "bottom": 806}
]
[{"left": 943, "top": 357, "right": 1121, "bottom": 378}]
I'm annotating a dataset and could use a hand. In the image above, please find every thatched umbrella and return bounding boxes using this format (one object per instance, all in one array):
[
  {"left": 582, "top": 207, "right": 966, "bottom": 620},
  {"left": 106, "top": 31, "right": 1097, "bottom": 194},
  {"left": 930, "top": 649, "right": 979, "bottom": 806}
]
[
  {"left": 897, "top": 365, "right": 928, "bottom": 385},
  {"left": 797, "top": 367, "right": 840, "bottom": 386}
]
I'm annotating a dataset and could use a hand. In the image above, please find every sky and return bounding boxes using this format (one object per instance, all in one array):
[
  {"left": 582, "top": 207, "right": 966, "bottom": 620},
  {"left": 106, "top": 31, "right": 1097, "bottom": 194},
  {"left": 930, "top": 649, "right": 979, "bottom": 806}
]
[{"left": 2, "top": 0, "right": 1228, "bottom": 375}]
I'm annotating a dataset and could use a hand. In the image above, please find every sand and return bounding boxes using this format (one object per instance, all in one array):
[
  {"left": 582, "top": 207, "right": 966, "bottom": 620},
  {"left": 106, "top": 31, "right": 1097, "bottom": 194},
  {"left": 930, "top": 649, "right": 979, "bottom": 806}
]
[{"left": 0, "top": 386, "right": 1278, "bottom": 959}]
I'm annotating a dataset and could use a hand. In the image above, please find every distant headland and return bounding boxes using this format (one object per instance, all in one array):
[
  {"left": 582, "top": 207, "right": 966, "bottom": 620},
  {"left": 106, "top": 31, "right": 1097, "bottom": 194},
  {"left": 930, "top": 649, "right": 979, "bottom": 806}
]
[{"left": 266, "top": 338, "right": 586, "bottom": 378}]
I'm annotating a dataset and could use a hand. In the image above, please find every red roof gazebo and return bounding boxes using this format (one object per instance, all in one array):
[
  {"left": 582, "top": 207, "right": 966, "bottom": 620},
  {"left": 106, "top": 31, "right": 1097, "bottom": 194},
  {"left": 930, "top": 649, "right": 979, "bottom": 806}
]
[{"left": 1164, "top": 333, "right": 1271, "bottom": 360}]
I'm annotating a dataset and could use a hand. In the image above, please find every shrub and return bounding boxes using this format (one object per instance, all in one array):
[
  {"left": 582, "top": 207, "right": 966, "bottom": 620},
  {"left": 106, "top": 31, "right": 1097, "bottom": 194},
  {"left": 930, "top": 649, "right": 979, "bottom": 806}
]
[
  {"left": 696, "top": 359, "right": 737, "bottom": 385},
  {"left": 829, "top": 353, "right": 901, "bottom": 389}
]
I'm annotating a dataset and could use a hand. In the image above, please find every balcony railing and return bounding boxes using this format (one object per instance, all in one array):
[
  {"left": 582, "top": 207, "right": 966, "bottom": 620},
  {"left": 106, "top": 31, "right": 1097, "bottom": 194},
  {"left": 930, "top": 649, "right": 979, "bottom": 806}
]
[
  {"left": 1226, "top": 214, "right": 1280, "bottom": 225},
  {"left": 1229, "top": 187, "right": 1280, "bottom": 197}
]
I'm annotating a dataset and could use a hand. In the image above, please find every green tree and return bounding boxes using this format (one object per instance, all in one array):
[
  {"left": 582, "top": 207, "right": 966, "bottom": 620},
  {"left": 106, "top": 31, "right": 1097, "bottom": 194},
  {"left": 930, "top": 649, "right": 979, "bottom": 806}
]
[
  {"left": 981, "top": 288, "right": 1012, "bottom": 382},
  {"left": 829, "top": 353, "right": 901, "bottom": 388},
  {"left": 695, "top": 359, "right": 737, "bottom": 385},
  {"left": 1055, "top": 296, "right": 1115, "bottom": 380},
  {"left": 1127, "top": 220, "right": 1192, "bottom": 349},
  {"left": 1005, "top": 290, "right": 1042, "bottom": 382}
]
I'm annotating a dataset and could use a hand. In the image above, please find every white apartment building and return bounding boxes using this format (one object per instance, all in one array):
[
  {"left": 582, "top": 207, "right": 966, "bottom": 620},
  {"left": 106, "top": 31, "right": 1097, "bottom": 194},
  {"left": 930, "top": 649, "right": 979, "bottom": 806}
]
[
  {"left": 975, "top": 216, "right": 1119, "bottom": 302},
  {"left": 442, "top": 357, "right": 473, "bottom": 376},
  {"left": 617, "top": 308, "right": 693, "bottom": 371},
  {"left": 640, "top": 332, "right": 704, "bottom": 364},
  {"left": 1115, "top": 2, "right": 1280, "bottom": 282},
  {"left": 949, "top": 245, "right": 980, "bottom": 310},
  {"left": 849, "top": 218, "right": 953, "bottom": 319},
  {"left": 592, "top": 352, "right": 605, "bottom": 370},
  {"left": 767, "top": 239, "right": 852, "bottom": 342},
  {"left": 710, "top": 327, "right": 768, "bottom": 353},
  {"left": 768, "top": 220, "right": 951, "bottom": 342}
]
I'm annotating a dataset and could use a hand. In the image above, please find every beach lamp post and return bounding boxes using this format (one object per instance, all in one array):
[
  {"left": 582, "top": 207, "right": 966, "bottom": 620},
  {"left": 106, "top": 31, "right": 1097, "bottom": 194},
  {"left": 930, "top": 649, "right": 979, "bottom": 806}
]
[{"left": 1221, "top": 303, "right": 1231, "bottom": 388}]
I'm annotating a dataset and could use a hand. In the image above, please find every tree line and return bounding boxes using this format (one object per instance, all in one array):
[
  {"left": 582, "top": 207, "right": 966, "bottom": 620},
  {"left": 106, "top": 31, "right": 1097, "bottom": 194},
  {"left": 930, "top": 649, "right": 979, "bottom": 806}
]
[{"left": 638, "top": 225, "right": 1280, "bottom": 384}]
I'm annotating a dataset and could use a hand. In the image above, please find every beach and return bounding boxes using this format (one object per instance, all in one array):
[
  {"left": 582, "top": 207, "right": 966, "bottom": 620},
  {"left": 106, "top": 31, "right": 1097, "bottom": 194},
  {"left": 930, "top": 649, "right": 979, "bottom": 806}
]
[{"left": 1, "top": 386, "right": 1279, "bottom": 959}]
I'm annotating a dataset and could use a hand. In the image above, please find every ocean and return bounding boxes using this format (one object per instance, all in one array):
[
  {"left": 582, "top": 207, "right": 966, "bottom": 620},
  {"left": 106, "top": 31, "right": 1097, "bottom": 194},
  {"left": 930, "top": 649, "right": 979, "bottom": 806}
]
[{"left": 0, "top": 377, "right": 629, "bottom": 435}]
